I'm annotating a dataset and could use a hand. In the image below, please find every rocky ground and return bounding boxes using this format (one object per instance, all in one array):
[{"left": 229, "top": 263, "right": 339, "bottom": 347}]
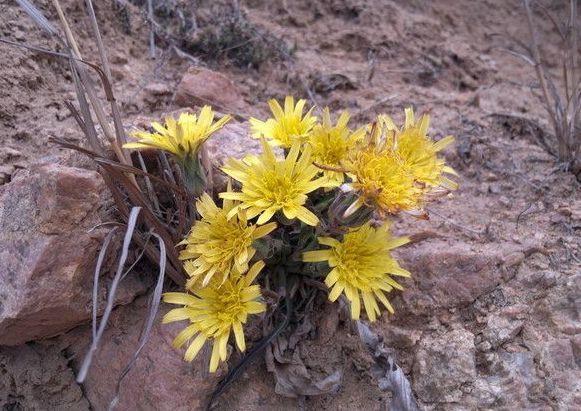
[{"left": 1, "top": 0, "right": 579, "bottom": 410}]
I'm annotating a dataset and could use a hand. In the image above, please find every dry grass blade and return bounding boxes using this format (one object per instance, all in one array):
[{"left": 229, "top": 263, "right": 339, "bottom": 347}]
[
  {"left": 85, "top": 0, "right": 113, "bottom": 81},
  {"left": 77, "top": 207, "right": 142, "bottom": 384},
  {"left": 70, "top": 62, "right": 103, "bottom": 154},
  {"left": 523, "top": 0, "right": 559, "bottom": 134},
  {"left": 92, "top": 227, "right": 119, "bottom": 340},
  {"left": 108, "top": 233, "right": 167, "bottom": 410},
  {"left": 63, "top": 100, "right": 88, "bottom": 137},
  {"left": 102, "top": 165, "right": 185, "bottom": 284},
  {"left": 15, "top": 0, "right": 61, "bottom": 39},
  {"left": 51, "top": 0, "right": 128, "bottom": 164},
  {"left": 136, "top": 152, "right": 161, "bottom": 214},
  {"left": 84, "top": 0, "right": 130, "bottom": 154}
]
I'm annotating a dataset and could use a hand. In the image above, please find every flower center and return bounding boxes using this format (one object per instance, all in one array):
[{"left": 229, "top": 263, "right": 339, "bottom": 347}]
[{"left": 262, "top": 172, "right": 300, "bottom": 206}]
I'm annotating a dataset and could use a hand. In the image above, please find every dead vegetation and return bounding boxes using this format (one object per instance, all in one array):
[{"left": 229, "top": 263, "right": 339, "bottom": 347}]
[
  {"left": 129, "top": 0, "right": 291, "bottom": 69},
  {"left": 504, "top": 0, "right": 580, "bottom": 176}
]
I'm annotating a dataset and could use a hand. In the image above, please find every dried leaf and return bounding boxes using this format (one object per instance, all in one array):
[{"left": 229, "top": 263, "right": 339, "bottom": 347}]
[
  {"left": 356, "top": 321, "right": 419, "bottom": 411},
  {"left": 77, "top": 207, "right": 142, "bottom": 383}
]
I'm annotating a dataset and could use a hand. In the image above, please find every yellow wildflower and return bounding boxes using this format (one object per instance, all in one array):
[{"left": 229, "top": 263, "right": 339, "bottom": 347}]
[
  {"left": 162, "top": 261, "right": 267, "bottom": 373},
  {"left": 179, "top": 189, "right": 277, "bottom": 287},
  {"left": 383, "top": 108, "right": 458, "bottom": 192},
  {"left": 124, "top": 106, "right": 231, "bottom": 161},
  {"left": 307, "top": 108, "right": 365, "bottom": 186},
  {"left": 220, "top": 140, "right": 331, "bottom": 226},
  {"left": 302, "top": 223, "right": 410, "bottom": 322},
  {"left": 249, "top": 96, "right": 317, "bottom": 148},
  {"left": 343, "top": 126, "right": 423, "bottom": 217}
]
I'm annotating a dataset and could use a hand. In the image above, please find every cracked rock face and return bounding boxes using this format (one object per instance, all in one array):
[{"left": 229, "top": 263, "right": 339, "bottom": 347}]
[
  {"left": 413, "top": 327, "right": 477, "bottom": 403},
  {"left": 0, "top": 161, "right": 146, "bottom": 345},
  {"left": 0, "top": 343, "right": 89, "bottom": 410}
]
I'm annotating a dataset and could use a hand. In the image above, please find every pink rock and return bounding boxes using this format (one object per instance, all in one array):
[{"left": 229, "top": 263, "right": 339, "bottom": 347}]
[
  {"left": 174, "top": 67, "right": 245, "bottom": 112},
  {"left": 205, "top": 121, "right": 261, "bottom": 165},
  {"left": 413, "top": 327, "right": 476, "bottom": 403},
  {"left": 0, "top": 162, "right": 146, "bottom": 345},
  {"left": 398, "top": 241, "right": 506, "bottom": 314},
  {"left": 63, "top": 297, "right": 223, "bottom": 410}
]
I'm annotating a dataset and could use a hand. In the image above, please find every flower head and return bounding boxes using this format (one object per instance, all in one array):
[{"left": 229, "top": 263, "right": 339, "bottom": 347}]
[
  {"left": 179, "top": 190, "right": 277, "bottom": 287},
  {"left": 302, "top": 223, "right": 410, "bottom": 322},
  {"left": 383, "top": 108, "right": 457, "bottom": 192},
  {"left": 163, "top": 261, "right": 267, "bottom": 372},
  {"left": 220, "top": 140, "right": 331, "bottom": 226},
  {"left": 308, "top": 108, "right": 365, "bottom": 186},
  {"left": 250, "top": 96, "right": 317, "bottom": 148},
  {"left": 344, "top": 128, "right": 423, "bottom": 217},
  {"left": 124, "top": 106, "right": 231, "bottom": 161}
]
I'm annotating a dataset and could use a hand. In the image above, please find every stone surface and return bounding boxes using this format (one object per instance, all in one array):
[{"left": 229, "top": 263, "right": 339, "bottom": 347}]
[
  {"left": 63, "top": 296, "right": 222, "bottom": 410},
  {"left": 482, "top": 304, "right": 527, "bottom": 348},
  {"left": 0, "top": 343, "right": 89, "bottom": 410},
  {"left": 398, "top": 241, "right": 506, "bottom": 314},
  {"left": 174, "top": 67, "right": 245, "bottom": 112},
  {"left": 413, "top": 327, "right": 476, "bottom": 403},
  {"left": 0, "top": 162, "right": 146, "bottom": 345},
  {"left": 206, "top": 120, "right": 262, "bottom": 164}
]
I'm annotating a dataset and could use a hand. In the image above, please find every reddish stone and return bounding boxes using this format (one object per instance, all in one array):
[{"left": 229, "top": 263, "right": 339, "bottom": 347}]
[
  {"left": 64, "top": 297, "right": 222, "bottom": 410},
  {"left": 0, "top": 162, "right": 146, "bottom": 345},
  {"left": 174, "top": 67, "right": 245, "bottom": 112}
]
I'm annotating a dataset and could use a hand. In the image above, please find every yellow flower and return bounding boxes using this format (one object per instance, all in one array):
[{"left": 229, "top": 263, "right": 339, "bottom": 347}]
[
  {"left": 307, "top": 108, "right": 365, "bottom": 186},
  {"left": 220, "top": 140, "right": 331, "bottom": 226},
  {"left": 124, "top": 106, "right": 231, "bottom": 161},
  {"left": 383, "top": 108, "right": 457, "bottom": 192},
  {"left": 179, "top": 190, "right": 277, "bottom": 287},
  {"left": 302, "top": 223, "right": 410, "bottom": 322},
  {"left": 162, "top": 261, "right": 267, "bottom": 373},
  {"left": 344, "top": 131, "right": 423, "bottom": 217},
  {"left": 249, "top": 96, "right": 317, "bottom": 148}
]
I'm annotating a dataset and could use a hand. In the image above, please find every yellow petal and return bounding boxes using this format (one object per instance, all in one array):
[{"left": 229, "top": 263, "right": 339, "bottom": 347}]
[
  {"left": 172, "top": 324, "right": 198, "bottom": 349},
  {"left": 184, "top": 333, "right": 206, "bottom": 362},
  {"left": 209, "top": 341, "right": 221, "bottom": 372},
  {"left": 302, "top": 249, "right": 332, "bottom": 262},
  {"left": 233, "top": 322, "right": 246, "bottom": 352},
  {"left": 295, "top": 206, "right": 319, "bottom": 226},
  {"left": 163, "top": 292, "right": 198, "bottom": 306}
]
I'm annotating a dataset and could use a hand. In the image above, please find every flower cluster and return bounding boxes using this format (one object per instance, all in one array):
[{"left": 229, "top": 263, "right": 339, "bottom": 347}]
[{"left": 125, "top": 97, "right": 457, "bottom": 372}]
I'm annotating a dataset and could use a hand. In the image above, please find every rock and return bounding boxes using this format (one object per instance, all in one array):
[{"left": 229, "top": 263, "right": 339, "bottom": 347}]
[
  {"left": 540, "top": 339, "right": 575, "bottom": 370},
  {"left": 413, "top": 327, "right": 476, "bottom": 403},
  {"left": 399, "top": 241, "right": 506, "bottom": 314},
  {"left": 174, "top": 67, "right": 245, "bottom": 112},
  {"left": 547, "top": 274, "right": 580, "bottom": 335},
  {"left": 145, "top": 81, "right": 172, "bottom": 97},
  {"left": 206, "top": 120, "right": 262, "bottom": 164},
  {"left": 472, "top": 351, "right": 539, "bottom": 409},
  {"left": 381, "top": 325, "right": 422, "bottom": 348},
  {"left": 0, "top": 162, "right": 146, "bottom": 345},
  {"left": 0, "top": 343, "right": 89, "bottom": 409},
  {"left": 482, "top": 304, "right": 527, "bottom": 348},
  {"left": 63, "top": 296, "right": 222, "bottom": 410},
  {"left": 571, "top": 335, "right": 581, "bottom": 368},
  {"left": 0, "top": 164, "right": 14, "bottom": 185}
]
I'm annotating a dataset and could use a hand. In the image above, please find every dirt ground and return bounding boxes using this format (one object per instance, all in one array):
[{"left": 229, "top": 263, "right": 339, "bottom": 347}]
[{"left": 1, "top": 0, "right": 579, "bottom": 410}]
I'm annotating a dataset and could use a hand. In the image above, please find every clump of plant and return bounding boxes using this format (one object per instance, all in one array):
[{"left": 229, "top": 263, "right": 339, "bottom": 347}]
[
  {"left": 126, "top": 97, "right": 458, "bottom": 386},
  {"left": 185, "top": 7, "right": 291, "bottom": 69}
]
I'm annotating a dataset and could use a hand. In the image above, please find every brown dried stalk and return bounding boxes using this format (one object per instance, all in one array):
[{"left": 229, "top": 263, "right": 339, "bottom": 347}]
[{"left": 521, "top": 0, "right": 580, "bottom": 173}]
